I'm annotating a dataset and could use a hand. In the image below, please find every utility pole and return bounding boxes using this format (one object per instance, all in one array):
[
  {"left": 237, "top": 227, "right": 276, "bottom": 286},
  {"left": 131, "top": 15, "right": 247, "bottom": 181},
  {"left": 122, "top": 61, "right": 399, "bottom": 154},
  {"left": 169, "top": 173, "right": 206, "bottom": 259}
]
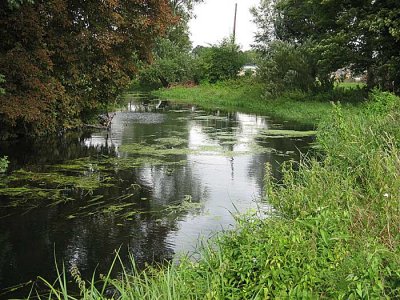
[{"left": 232, "top": 3, "right": 237, "bottom": 44}]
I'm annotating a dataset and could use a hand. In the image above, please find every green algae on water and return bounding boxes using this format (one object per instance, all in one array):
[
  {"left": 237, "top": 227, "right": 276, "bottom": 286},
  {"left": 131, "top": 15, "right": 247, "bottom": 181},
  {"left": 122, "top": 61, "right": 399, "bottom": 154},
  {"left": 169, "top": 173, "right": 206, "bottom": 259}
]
[
  {"left": 194, "top": 115, "right": 229, "bottom": 121},
  {"left": 119, "top": 143, "right": 195, "bottom": 156},
  {"left": 257, "top": 129, "right": 317, "bottom": 138},
  {"left": 9, "top": 169, "right": 114, "bottom": 191},
  {"left": 154, "top": 137, "right": 187, "bottom": 148}
]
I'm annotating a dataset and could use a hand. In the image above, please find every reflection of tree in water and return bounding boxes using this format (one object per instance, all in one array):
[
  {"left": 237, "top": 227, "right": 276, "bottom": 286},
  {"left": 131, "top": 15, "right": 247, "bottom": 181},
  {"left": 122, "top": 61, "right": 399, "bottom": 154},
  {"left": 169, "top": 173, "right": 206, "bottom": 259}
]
[
  {"left": 0, "top": 206, "right": 178, "bottom": 295},
  {"left": 195, "top": 111, "right": 239, "bottom": 150},
  {"left": 0, "top": 131, "right": 117, "bottom": 171},
  {"left": 0, "top": 99, "right": 316, "bottom": 297},
  {"left": 0, "top": 231, "right": 13, "bottom": 287},
  {"left": 131, "top": 163, "right": 208, "bottom": 209},
  {"left": 61, "top": 212, "right": 177, "bottom": 278},
  {"left": 247, "top": 136, "right": 315, "bottom": 190}
]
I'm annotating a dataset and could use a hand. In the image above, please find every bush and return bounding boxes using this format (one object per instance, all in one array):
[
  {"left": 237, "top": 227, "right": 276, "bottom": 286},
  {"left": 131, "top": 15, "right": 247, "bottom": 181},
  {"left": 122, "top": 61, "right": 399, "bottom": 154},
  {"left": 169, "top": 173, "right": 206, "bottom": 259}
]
[
  {"left": 258, "top": 41, "right": 321, "bottom": 96},
  {"left": 193, "top": 39, "right": 246, "bottom": 83},
  {"left": 31, "top": 91, "right": 400, "bottom": 299}
]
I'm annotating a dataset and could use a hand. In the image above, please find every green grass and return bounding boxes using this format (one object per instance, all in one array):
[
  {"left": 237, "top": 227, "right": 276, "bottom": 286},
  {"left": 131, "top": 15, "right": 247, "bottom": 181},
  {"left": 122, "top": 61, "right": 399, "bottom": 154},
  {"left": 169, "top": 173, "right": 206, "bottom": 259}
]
[
  {"left": 336, "top": 81, "right": 367, "bottom": 90},
  {"left": 30, "top": 90, "right": 400, "bottom": 299},
  {"left": 152, "top": 79, "right": 361, "bottom": 126}
]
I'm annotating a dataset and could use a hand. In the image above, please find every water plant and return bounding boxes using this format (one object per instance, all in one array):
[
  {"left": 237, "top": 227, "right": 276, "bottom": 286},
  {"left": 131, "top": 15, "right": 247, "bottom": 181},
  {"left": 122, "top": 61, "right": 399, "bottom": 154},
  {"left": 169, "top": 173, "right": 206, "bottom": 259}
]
[
  {"left": 0, "top": 156, "right": 9, "bottom": 173},
  {"left": 152, "top": 78, "right": 360, "bottom": 126},
  {"left": 256, "top": 129, "right": 317, "bottom": 138},
  {"left": 29, "top": 91, "right": 400, "bottom": 299}
]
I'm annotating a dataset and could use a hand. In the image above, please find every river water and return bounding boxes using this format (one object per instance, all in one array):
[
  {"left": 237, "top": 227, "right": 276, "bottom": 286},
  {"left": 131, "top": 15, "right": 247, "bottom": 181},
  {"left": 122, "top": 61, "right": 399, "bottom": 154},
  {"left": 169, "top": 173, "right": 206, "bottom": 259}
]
[{"left": 0, "top": 94, "right": 314, "bottom": 297}]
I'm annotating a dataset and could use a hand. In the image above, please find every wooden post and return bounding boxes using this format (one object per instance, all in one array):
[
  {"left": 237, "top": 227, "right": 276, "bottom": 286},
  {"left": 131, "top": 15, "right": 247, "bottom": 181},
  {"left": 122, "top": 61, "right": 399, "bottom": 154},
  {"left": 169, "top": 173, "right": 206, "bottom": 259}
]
[{"left": 233, "top": 3, "right": 237, "bottom": 44}]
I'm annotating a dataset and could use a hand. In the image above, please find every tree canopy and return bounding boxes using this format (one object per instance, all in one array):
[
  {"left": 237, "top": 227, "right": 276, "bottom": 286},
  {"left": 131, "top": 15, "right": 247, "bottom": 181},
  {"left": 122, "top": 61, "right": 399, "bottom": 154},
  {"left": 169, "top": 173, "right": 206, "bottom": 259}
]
[
  {"left": 252, "top": 0, "right": 400, "bottom": 94},
  {"left": 0, "top": 0, "right": 175, "bottom": 137}
]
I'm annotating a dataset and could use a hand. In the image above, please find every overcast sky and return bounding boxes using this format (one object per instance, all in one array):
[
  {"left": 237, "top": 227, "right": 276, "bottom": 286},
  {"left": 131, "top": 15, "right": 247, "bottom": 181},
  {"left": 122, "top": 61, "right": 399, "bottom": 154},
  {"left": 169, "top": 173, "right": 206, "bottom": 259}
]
[{"left": 189, "top": 0, "right": 260, "bottom": 50}]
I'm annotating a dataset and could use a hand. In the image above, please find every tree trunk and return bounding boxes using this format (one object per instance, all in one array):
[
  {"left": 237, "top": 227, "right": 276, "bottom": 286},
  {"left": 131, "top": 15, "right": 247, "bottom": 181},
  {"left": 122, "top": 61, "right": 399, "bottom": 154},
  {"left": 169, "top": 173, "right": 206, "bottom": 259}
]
[
  {"left": 158, "top": 76, "right": 169, "bottom": 88},
  {"left": 366, "top": 66, "right": 375, "bottom": 90}
]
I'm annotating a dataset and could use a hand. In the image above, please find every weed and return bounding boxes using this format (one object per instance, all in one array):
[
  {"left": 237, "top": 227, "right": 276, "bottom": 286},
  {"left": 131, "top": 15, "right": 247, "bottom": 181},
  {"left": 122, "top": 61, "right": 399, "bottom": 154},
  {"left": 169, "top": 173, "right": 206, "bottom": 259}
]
[
  {"left": 0, "top": 156, "right": 8, "bottom": 173},
  {"left": 153, "top": 79, "right": 361, "bottom": 126},
  {"left": 23, "top": 90, "right": 400, "bottom": 299}
]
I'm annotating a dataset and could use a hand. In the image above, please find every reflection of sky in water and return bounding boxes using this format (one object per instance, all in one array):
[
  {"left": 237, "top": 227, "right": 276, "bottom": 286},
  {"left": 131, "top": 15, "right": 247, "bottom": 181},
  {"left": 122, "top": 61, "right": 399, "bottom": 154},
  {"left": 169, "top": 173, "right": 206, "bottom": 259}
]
[
  {"left": 169, "top": 114, "right": 271, "bottom": 253},
  {"left": 81, "top": 106, "right": 276, "bottom": 255},
  {"left": 78, "top": 102, "right": 313, "bottom": 258},
  {"left": 0, "top": 99, "right": 313, "bottom": 295}
]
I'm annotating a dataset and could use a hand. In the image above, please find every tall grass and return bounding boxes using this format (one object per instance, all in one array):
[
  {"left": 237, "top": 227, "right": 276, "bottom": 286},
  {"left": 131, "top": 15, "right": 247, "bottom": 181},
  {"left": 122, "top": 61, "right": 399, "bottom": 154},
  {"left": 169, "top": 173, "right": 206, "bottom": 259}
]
[
  {"left": 152, "top": 79, "right": 361, "bottom": 126},
  {"left": 31, "top": 91, "right": 400, "bottom": 299}
]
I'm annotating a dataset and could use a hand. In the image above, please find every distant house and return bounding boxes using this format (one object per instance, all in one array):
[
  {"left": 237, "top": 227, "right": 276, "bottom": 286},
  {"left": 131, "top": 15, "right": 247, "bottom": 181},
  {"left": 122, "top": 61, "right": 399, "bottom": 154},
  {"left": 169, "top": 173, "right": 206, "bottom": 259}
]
[
  {"left": 333, "top": 68, "right": 352, "bottom": 81},
  {"left": 238, "top": 64, "right": 258, "bottom": 76},
  {"left": 333, "top": 67, "right": 367, "bottom": 82}
]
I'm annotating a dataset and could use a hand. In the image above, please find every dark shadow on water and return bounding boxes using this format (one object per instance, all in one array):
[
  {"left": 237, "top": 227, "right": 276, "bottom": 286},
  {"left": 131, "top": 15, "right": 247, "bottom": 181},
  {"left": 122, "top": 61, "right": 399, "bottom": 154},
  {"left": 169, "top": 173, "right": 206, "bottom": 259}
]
[{"left": 0, "top": 94, "right": 316, "bottom": 298}]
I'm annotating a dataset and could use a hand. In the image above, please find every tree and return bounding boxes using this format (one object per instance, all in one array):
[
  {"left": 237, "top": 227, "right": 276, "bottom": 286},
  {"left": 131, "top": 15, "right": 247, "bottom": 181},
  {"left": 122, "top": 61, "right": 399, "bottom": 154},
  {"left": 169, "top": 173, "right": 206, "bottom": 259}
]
[
  {"left": 257, "top": 41, "right": 318, "bottom": 95},
  {"left": 194, "top": 39, "right": 246, "bottom": 83},
  {"left": 138, "top": 20, "right": 195, "bottom": 88},
  {"left": 136, "top": 0, "right": 203, "bottom": 88},
  {"left": 170, "top": 0, "right": 203, "bottom": 16},
  {"left": 0, "top": 0, "right": 174, "bottom": 137},
  {"left": 252, "top": 0, "right": 400, "bottom": 94}
]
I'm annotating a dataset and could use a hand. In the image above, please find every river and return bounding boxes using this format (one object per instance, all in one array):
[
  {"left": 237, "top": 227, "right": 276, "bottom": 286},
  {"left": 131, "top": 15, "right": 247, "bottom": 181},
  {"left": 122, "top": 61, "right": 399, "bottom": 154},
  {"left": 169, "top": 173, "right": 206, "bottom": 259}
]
[{"left": 0, "top": 93, "right": 315, "bottom": 297}]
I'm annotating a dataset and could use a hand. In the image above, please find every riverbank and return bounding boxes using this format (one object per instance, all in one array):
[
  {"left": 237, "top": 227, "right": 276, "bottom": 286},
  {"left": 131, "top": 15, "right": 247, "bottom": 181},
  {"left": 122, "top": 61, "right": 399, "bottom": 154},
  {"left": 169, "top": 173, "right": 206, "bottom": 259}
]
[
  {"left": 152, "top": 79, "right": 362, "bottom": 126},
  {"left": 39, "top": 90, "right": 400, "bottom": 298}
]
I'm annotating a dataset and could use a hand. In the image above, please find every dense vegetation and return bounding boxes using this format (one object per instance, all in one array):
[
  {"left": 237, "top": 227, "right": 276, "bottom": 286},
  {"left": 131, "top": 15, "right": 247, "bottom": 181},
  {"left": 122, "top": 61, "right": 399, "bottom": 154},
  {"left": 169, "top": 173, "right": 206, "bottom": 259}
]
[
  {"left": 252, "top": 0, "right": 400, "bottom": 95},
  {"left": 153, "top": 79, "right": 361, "bottom": 125},
  {"left": 136, "top": 37, "right": 250, "bottom": 89},
  {"left": 2, "top": 0, "right": 400, "bottom": 297},
  {"left": 0, "top": 0, "right": 176, "bottom": 138},
  {"left": 38, "top": 91, "right": 400, "bottom": 299},
  {"left": 2, "top": 0, "right": 400, "bottom": 138}
]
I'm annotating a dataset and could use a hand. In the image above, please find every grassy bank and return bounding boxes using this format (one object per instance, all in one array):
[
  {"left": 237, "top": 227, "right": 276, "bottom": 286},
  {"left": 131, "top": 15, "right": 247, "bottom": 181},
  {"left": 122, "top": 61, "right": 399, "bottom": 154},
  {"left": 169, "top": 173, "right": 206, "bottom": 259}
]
[
  {"left": 152, "top": 80, "right": 361, "bottom": 126},
  {"left": 35, "top": 90, "right": 400, "bottom": 299}
]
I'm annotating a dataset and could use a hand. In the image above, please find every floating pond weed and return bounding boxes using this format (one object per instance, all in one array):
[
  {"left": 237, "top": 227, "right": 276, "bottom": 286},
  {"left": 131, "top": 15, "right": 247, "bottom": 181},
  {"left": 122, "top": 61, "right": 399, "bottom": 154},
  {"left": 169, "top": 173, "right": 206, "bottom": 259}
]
[
  {"left": 153, "top": 137, "right": 188, "bottom": 148},
  {"left": 32, "top": 91, "right": 400, "bottom": 299}
]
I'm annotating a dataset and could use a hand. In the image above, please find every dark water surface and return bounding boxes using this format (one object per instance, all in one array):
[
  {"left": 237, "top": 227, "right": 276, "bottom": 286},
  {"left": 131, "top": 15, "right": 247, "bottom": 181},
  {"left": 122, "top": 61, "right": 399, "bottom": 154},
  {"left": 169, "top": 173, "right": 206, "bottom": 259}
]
[{"left": 0, "top": 94, "right": 314, "bottom": 297}]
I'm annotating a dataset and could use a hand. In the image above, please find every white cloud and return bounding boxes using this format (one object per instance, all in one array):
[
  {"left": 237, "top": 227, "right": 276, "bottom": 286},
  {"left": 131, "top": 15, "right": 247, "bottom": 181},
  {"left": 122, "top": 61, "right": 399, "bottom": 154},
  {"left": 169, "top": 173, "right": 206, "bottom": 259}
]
[{"left": 189, "top": 0, "right": 259, "bottom": 50}]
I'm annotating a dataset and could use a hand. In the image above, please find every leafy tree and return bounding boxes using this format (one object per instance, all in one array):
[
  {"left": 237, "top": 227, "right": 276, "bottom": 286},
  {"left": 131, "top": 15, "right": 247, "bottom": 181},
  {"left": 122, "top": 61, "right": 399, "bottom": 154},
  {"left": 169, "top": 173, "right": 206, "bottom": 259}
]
[
  {"left": 252, "top": 0, "right": 400, "bottom": 94},
  {"left": 194, "top": 39, "right": 246, "bottom": 83},
  {"left": 138, "top": 22, "right": 195, "bottom": 88},
  {"left": 257, "top": 41, "right": 318, "bottom": 95},
  {"left": 136, "top": 0, "right": 203, "bottom": 88},
  {"left": 243, "top": 50, "right": 260, "bottom": 66},
  {"left": 0, "top": 0, "right": 174, "bottom": 137},
  {"left": 170, "top": 0, "right": 203, "bottom": 16}
]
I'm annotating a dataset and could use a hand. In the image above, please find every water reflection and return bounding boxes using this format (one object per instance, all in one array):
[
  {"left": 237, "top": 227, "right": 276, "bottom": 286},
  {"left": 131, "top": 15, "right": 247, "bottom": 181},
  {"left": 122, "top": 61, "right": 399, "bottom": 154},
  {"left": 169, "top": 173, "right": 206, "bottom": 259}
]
[{"left": 0, "top": 96, "right": 314, "bottom": 297}]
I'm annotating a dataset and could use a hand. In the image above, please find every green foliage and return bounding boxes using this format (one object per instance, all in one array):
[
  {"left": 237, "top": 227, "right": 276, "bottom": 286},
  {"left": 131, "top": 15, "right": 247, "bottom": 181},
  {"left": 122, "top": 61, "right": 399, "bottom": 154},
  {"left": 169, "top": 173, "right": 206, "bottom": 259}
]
[
  {"left": 194, "top": 39, "right": 246, "bottom": 83},
  {"left": 0, "top": 0, "right": 175, "bottom": 137},
  {"left": 138, "top": 33, "right": 195, "bottom": 89},
  {"left": 0, "top": 156, "right": 9, "bottom": 173},
  {"left": 153, "top": 78, "right": 359, "bottom": 125},
  {"left": 242, "top": 50, "right": 260, "bottom": 65},
  {"left": 27, "top": 91, "right": 400, "bottom": 299},
  {"left": 136, "top": 2, "right": 198, "bottom": 89},
  {"left": 252, "top": 0, "right": 400, "bottom": 94},
  {"left": 258, "top": 40, "right": 322, "bottom": 95}
]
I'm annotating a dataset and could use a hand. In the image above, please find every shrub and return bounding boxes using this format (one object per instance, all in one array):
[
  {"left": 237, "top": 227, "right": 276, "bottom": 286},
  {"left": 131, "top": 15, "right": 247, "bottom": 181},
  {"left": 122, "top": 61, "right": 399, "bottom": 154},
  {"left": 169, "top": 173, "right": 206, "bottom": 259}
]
[{"left": 193, "top": 39, "right": 246, "bottom": 83}]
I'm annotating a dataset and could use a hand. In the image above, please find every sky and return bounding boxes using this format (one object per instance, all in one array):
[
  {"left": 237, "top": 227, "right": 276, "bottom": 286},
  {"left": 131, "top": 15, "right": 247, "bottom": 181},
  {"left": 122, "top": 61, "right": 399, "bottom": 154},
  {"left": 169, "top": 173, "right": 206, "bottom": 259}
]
[{"left": 189, "top": 0, "right": 260, "bottom": 51}]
